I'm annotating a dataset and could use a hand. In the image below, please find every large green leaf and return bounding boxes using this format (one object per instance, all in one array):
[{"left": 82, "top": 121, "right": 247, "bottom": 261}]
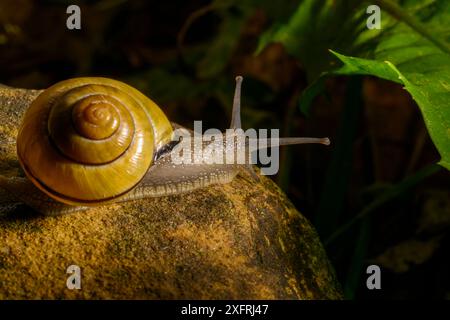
[
  {"left": 330, "top": 0, "right": 450, "bottom": 170},
  {"left": 332, "top": 51, "right": 450, "bottom": 170},
  {"left": 258, "top": 0, "right": 450, "bottom": 170}
]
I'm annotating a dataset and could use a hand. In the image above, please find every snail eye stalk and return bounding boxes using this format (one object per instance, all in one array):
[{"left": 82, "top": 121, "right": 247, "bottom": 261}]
[
  {"left": 230, "top": 76, "right": 243, "bottom": 129},
  {"left": 230, "top": 75, "right": 330, "bottom": 148},
  {"left": 230, "top": 75, "right": 330, "bottom": 179}
]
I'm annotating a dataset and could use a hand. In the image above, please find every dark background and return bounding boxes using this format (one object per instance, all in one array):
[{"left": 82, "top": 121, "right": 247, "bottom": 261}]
[{"left": 0, "top": 0, "right": 449, "bottom": 299}]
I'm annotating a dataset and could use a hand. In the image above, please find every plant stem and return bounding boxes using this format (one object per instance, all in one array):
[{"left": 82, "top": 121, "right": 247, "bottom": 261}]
[{"left": 314, "top": 77, "right": 363, "bottom": 239}]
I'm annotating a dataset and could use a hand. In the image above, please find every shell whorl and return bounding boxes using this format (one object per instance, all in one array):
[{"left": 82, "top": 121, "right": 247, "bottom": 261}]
[{"left": 17, "top": 77, "right": 173, "bottom": 205}]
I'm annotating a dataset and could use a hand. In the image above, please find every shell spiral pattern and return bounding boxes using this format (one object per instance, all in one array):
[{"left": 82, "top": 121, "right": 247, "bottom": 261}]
[{"left": 16, "top": 77, "right": 173, "bottom": 205}]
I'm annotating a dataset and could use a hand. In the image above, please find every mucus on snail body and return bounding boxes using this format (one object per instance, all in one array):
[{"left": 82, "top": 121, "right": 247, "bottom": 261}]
[{"left": 0, "top": 76, "right": 330, "bottom": 215}]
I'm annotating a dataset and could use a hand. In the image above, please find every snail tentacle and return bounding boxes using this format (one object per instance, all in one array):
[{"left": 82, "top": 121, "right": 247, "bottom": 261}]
[{"left": 230, "top": 76, "right": 243, "bottom": 129}]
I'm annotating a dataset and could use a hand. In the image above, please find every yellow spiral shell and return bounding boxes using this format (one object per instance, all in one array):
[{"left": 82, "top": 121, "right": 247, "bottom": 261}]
[{"left": 17, "top": 77, "right": 173, "bottom": 205}]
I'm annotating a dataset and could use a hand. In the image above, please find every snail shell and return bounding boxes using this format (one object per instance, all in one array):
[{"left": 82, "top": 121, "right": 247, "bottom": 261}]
[{"left": 16, "top": 77, "right": 173, "bottom": 206}]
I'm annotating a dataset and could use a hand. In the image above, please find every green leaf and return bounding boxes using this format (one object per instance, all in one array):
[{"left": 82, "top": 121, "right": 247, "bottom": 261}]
[
  {"left": 257, "top": 0, "right": 388, "bottom": 80},
  {"left": 259, "top": 0, "right": 450, "bottom": 170},
  {"left": 333, "top": 52, "right": 450, "bottom": 170},
  {"left": 331, "top": 51, "right": 401, "bottom": 83},
  {"left": 329, "top": 1, "right": 450, "bottom": 170}
]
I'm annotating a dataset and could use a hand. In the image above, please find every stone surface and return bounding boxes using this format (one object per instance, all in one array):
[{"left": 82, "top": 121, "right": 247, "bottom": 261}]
[{"left": 0, "top": 86, "right": 342, "bottom": 299}]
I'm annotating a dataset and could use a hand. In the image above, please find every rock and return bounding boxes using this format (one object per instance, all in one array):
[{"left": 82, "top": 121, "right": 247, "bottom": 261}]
[
  {"left": 0, "top": 86, "right": 342, "bottom": 299},
  {"left": 0, "top": 174, "right": 342, "bottom": 299}
]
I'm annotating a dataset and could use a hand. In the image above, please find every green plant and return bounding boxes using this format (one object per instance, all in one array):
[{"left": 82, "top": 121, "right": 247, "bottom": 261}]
[{"left": 257, "top": 0, "right": 449, "bottom": 298}]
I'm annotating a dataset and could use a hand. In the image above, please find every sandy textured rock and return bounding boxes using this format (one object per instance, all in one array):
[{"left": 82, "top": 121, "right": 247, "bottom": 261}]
[{"left": 0, "top": 86, "right": 342, "bottom": 299}]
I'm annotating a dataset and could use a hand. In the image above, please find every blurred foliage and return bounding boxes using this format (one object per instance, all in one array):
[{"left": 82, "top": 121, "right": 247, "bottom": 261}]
[
  {"left": 257, "top": 0, "right": 386, "bottom": 80},
  {"left": 259, "top": 0, "right": 450, "bottom": 170},
  {"left": 0, "top": 0, "right": 449, "bottom": 299},
  {"left": 257, "top": 0, "right": 449, "bottom": 298},
  {"left": 373, "top": 237, "right": 442, "bottom": 273}
]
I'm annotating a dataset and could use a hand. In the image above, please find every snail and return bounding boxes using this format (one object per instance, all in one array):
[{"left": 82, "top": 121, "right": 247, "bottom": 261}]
[{"left": 0, "top": 76, "right": 330, "bottom": 215}]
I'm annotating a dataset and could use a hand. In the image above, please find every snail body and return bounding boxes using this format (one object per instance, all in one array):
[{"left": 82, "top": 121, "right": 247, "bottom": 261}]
[{"left": 0, "top": 76, "right": 329, "bottom": 215}]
